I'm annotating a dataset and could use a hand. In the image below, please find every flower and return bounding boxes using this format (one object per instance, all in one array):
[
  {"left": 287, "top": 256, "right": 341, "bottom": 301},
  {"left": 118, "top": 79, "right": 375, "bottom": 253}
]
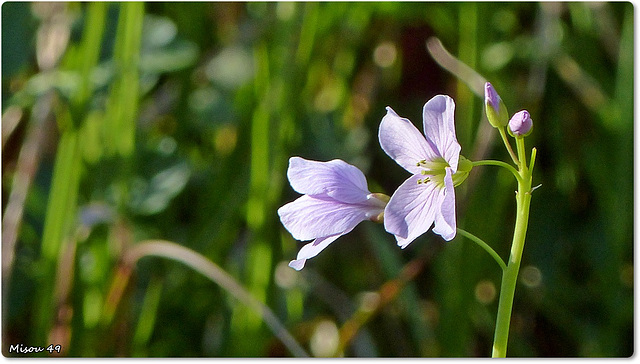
[
  {"left": 484, "top": 82, "right": 509, "bottom": 128},
  {"left": 278, "top": 157, "right": 388, "bottom": 270},
  {"left": 508, "top": 110, "right": 533, "bottom": 137},
  {"left": 379, "top": 95, "right": 470, "bottom": 248}
]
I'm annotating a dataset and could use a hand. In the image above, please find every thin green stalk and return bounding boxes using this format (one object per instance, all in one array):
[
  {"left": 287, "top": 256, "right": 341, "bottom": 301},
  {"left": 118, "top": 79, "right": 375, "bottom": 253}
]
[
  {"left": 35, "top": 115, "right": 82, "bottom": 345},
  {"left": 40, "top": 127, "right": 82, "bottom": 262},
  {"left": 123, "top": 240, "right": 309, "bottom": 358},
  {"left": 491, "top": 137, "right": 534, "bottom": 358},
  {"left": 457, "top": 228, "right": 506, "bottom": 271},
  {"left": 74, "top": 2, "right": 107, "bottom": 109},
  {"left": 295, "top": 2, "right": 318, "bottom": 67},
  {"left": 472, "top": 159, "right": 523, "bottom": 185},
  {"left": 515, "top": 136, "right": 527, "bottom": 170},
  {"left": 105, "top": 2, "right": 144, "bottom": 158},
  {"left": 132, "top": 277, "right": 163, "bottom": 354},
  {"left": 498, "top": 128, "right": 520, "bottom": 167},
  {"left": 35, "top": 3, "right": 108, "bottom": 345},
  {"left": 240, "top": 42, "right": 273, "bottom": 338}
]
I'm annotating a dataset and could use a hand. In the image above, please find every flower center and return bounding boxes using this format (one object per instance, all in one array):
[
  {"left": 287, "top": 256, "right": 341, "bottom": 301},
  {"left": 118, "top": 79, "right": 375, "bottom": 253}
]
[
  {"left": 415, "top": 158, "right": 449, "bottom": 172},
  {"left": 416, "top": 158, "right": 449, "bottom": 187},
  {"left": 415, "top": 156, "right": 473, "bottom": 188}
]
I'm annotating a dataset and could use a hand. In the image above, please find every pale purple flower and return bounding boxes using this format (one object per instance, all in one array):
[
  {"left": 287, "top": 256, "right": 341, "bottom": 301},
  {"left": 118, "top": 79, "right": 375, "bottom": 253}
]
[
  {"left": 508, "top": 110, "right": 533, "bottom": 136},
  {"left": 278, "top": 157, "right": 387, "bottom": 270},
  {"left": 378, "top": 95, "right": 461, "bottom": 248}
]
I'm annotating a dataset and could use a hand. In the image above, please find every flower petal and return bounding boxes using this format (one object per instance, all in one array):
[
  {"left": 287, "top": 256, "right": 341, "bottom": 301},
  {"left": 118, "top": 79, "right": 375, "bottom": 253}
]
[
  {"left": 379, "top": 107, "right": 440, "bottom": 174},
  {"left": 277, "top": 194, "right": 378, "bottom": 241},
  {"left": 383, "top": 174, "right": 446, "bottom": 248},
  {"left": 432, "top": 167, "right": 456, "bottom": 241},
  {"left": 288, "top": 234, "right": 342, "bottom": 270},
  {"left": 287, "top": 157, "right": 371, "bottom": 203},
  {"left": 422, "top": 95, "right": 461, "bottom": 172}
]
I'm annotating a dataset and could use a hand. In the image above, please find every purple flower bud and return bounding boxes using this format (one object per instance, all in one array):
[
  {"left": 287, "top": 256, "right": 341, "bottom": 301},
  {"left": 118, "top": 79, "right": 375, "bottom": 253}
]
[
  {"left": 508, "top": 110, "right": 533, "bottom": 137},
  {"left": 484, "top": 82, "right": 509, "bottom": 128},
  {"left": 484, "top": 82, "right": 500, "bottom": 112}
]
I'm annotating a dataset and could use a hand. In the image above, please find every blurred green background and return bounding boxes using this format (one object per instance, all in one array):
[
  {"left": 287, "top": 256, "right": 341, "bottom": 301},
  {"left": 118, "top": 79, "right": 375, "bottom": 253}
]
[{"left": 1, "top": 2, "right": 633, "bottom": 357}]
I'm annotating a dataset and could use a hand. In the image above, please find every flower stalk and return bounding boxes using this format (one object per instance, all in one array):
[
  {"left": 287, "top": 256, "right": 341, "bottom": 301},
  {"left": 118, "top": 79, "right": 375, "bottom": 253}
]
[
  {"left": 498, "top": 127, "right": 520, "bottom": 167},
  {"left": 457, "top": 228, "right": 506, "bottom": 271},
  {"left": 471, "top": 159, "right": 523, "bottom": 185},
  {"left": 491, "top": 136, "right": 535, "bottom": 358}
]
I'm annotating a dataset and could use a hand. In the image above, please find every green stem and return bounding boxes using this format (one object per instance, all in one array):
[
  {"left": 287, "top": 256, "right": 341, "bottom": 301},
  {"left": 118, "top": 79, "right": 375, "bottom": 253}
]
[
  {"left": 472, "top": 159, "right": 523, "bottom": 185},
  {"left": 515, "top": 136, "right": 527, "bottom": 169},
  {"left": 35, "top": 4, "right": 108, "bottom": 345},
  {"left": 491, "top": 137, "right": 534, "bottom": 358},
  {"left": 498, "top": 128, "right": 520, "bottom": 167},
  {"left": 457, "top": 228, "right": 506, "bottom": 271},
  {"left": 105, "top": 2, "right": 144, "bottom": 158}
]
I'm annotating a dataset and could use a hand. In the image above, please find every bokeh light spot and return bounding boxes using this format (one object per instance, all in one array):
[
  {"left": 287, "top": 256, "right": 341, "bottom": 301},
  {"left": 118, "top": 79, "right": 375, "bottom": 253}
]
[
  {"left": 358, "top": 291, "right": 380, "bottom": 313},
  {"left": 213, "top": 125, "right": 238, "bottom": 156},
  {"left": 310, "top": 320, "right": 339, "bottom": 357},
  {"left": 521, "top": 265, "right": 543, "bottom": 288},
  {"left": 274, "top": 261, "right": 298, "bottom": 289},
  {"left": 474, "top": 280, "right": 497, "bottom": 304},
  {"left": 373, "top": 41, "right": 397, "bottom": 68}
]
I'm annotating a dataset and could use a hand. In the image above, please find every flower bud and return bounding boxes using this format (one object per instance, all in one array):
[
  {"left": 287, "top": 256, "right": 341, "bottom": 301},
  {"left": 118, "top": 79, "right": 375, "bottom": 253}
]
[
  {"left": 484, "top": 82, "right": 509, "bottom": 128},
  {"left": 508, "top": 110, "right": 533, "bottom": 137}
]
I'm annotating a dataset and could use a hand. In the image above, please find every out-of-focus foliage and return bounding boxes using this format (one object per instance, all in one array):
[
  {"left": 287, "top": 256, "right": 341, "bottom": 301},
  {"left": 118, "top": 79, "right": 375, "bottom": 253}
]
[{"left": 2, "top": 2, "right": 633, "bottom": 357}]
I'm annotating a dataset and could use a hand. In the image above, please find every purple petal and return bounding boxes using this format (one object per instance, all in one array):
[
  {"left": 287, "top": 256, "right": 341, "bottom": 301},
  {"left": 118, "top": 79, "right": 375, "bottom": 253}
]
[
  {"left": 287, "top": 157, "right": 371, "bottom": 203},
  {"left": 383, "top": 174, "right": 446, "bottom": 249},
  {"left": 379, "top": 107, "right": 440, "bottom": 174},
  {"left": 277, "top": 194, "right": 379, "bottom": 241},
  {"left": 484, "top": 82, "right": 501, "bottom": 112},
  {"left": 288, "top": 234, "right": 342, "bottom": 270},
  {"left": 432, "top": 167, "right": 456, "bottom": 241},
  {"left": 422, "top": 95, "right": 461, "bottom": 173}
]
